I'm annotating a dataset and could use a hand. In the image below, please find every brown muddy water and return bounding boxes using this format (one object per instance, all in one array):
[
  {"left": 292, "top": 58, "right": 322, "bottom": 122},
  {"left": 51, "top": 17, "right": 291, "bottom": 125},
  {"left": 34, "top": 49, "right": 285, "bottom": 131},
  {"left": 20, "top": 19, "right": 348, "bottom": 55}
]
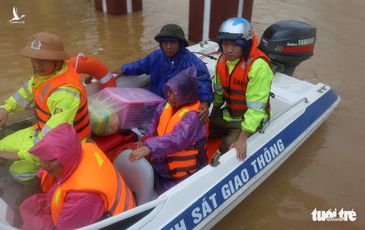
[{"left": 0, "top": 0, "right": 364, "bottom": 229}]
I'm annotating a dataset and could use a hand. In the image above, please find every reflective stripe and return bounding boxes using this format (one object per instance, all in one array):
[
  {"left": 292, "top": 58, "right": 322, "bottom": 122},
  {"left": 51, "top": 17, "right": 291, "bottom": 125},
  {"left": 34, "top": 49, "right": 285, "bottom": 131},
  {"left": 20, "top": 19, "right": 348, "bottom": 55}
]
[
  {"left": 247, "top": 101, "right": 267, "bottom": 109},
  {"left": 22, "top": 82, "right": 32, "bottom": 96},
  {"left": 10, "top": 171, "right": 37, "bottom": 181},
  {"left": 34, "top": 135, "right": 40, "bottom": 144},
  {"left": 240, "top": 57, "right": 253, "bottom": 69},
  {"left": 52, "top": 88, "right": 81, "bottom": 99},
  {"left": 40, "top": 124, "right": 52, "bottom": 136},
  {"left": 178, "top": 108, "right": 189, "bottom": 117},
  {"left": 240, "top": 61, "right": 246, "bottom": 68},
  {"left": 99, "top": 71, "right": 113, "bottom": 84},
  {"left": 33, "top": 62, "right": 91, "bottom": 140},
  {"left": 41, "top": 84, "right": 52, "bottom": 97},
  {"left": 54, "top": 189, "right": 61, "bottom": 205},
  {"left": 157, "top": 101, "right": 203, "bottom": 179},
  {"left": 12, "top": 91, "right": 29, "bottom": 107}
]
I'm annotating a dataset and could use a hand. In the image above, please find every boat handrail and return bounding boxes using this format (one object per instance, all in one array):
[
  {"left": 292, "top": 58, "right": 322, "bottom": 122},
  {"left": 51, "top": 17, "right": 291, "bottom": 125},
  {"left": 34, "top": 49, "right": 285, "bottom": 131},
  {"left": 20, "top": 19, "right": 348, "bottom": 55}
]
[{"left": 259, "top": 97, "right": 308, "bottom": 134}]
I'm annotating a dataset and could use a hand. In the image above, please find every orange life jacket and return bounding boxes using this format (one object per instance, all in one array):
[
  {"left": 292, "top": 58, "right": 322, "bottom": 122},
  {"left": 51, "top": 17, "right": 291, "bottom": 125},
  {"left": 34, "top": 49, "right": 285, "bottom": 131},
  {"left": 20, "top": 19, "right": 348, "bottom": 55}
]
[
  {"left": 216, "top": 35, "right": 271, "bottom": 117},
  {"left": 33, "top": 61, "right": 90, "bottom": 140},
  {"left": 41, "top": 143, "right": 135, "bottom": 225},
  {"left": 157, "top": 101, "right": 207, "bottom": 179}
]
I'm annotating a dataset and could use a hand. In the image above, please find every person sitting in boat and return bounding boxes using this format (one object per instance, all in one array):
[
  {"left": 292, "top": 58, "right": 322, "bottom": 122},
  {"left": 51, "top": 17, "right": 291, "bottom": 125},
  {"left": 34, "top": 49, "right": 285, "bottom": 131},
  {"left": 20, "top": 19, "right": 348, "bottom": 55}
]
[
  {"left": 113, "top": 23, "right": 213, "bottom": 122},
  {"left": 209, "top": 17, "right": 273, "bottom": 161},
  {"left": 0, "top": 32, "right": 90, "bottom": 183},
  {"left": 129, "top": 66, "right": 208, "bottom": 194},
  {"left": 19, "top": 123, "right": 135, "bottom": 230}
]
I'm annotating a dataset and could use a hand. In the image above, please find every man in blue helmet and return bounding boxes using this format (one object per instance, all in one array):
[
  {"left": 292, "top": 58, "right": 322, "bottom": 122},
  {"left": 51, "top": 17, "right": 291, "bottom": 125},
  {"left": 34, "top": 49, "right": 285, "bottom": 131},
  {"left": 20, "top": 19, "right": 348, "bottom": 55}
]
[
  {"left": 210, "top": 17, "right": 273, "bottom": 161},
  {"left": 114, "top": 24, "right": 213, "bottom": 121}
]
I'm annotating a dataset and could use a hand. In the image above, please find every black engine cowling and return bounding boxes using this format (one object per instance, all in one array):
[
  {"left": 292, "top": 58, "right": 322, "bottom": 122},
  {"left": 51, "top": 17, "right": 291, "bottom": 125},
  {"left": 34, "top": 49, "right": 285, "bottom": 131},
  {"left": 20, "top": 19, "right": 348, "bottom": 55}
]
[{"left": 259, "top": 20, "right": 316, "bottom": 75}]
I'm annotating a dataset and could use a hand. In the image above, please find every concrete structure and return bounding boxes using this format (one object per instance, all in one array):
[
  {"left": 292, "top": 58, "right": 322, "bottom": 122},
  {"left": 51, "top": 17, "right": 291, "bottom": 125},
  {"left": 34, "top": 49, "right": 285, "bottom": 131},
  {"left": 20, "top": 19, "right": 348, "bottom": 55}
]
[
  {"left": 188, "top": 0, "right": 254, "bottom": 42},
  {"left": 95, "top": 0, "right": 142, "bottom": 15}
]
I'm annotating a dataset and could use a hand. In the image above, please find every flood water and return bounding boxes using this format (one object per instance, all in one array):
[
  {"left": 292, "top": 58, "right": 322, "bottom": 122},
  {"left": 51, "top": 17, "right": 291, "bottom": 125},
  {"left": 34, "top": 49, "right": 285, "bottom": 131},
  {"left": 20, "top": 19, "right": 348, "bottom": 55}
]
[{"left": 0, "top": 0, "right": 364, "bottom": 229}]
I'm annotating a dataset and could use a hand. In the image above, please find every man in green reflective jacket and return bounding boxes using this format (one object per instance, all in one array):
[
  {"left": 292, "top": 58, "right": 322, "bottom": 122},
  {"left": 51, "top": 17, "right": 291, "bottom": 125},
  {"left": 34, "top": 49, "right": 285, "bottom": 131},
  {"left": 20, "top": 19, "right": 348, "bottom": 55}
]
[
  {"left": 0, "top": 32, "right": 86, "bottom": 183},
  {"left": 210, "top": 18, "right": 273, "bottom": 161}
]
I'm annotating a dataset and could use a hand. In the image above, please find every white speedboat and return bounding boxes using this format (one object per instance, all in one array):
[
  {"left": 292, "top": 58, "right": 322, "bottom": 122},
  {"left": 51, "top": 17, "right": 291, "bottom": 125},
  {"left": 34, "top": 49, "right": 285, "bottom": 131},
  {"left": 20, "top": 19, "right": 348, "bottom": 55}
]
[{"left": 0, "top": 20, "right": 340, "bottom": 229}]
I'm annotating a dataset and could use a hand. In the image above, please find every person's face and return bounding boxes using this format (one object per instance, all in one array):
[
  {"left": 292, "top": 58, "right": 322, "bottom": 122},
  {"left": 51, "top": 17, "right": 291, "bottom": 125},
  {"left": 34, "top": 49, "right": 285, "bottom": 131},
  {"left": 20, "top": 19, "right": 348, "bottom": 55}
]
[
  {"left": 167, "top": 88, "right": 178, "bottom": 108},
  {"left": 41, "top": 159, "right": 64, "bottom": 177},
  {"left": 161, "top": 40, "right": 180, "bottom": 57},
  {"left": 31, "top": 58, "right": 60, "bottom": 76},
  {"left": 221, "top": 40, "right": 243, "bottom": 61}
]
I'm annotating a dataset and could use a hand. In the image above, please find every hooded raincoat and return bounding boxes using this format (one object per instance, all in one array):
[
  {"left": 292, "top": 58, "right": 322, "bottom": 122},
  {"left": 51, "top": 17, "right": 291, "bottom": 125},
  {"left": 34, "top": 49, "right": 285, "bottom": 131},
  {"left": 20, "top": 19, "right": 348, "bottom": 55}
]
[
  {"left": 121, "top": 47, "right": 213, "bottom": 104},
  {"left": 19, "top": 124, "right": 104, "bottom": 230},
  {"left": 142, "top": 67, "right": 208, "bottom": 194}
]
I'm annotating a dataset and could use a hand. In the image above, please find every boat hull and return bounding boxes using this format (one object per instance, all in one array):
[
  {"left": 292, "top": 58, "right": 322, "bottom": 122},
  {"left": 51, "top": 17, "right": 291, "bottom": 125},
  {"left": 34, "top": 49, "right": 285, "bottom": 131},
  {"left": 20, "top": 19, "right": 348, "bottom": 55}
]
[{"left": 82, "top": 72, "right": 340, "bottom": 229}]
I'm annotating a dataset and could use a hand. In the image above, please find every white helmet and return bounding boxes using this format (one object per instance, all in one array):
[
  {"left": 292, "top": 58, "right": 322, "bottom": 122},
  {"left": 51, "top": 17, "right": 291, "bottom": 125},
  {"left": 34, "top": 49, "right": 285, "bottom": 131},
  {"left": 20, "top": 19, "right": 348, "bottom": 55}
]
[{"left": 217, "top": 17, "right": 254, "bottom": 43}]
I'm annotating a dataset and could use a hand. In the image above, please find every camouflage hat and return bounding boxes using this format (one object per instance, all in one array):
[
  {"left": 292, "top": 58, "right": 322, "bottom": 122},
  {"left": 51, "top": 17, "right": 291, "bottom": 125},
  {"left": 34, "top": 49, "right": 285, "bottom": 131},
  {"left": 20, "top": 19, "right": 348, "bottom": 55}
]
[
  {"left": 154, "top": 24, "right": 189, "bottom": 47},
  {"left": 20, "top": 32, "right": 69, "bottom": 60}
]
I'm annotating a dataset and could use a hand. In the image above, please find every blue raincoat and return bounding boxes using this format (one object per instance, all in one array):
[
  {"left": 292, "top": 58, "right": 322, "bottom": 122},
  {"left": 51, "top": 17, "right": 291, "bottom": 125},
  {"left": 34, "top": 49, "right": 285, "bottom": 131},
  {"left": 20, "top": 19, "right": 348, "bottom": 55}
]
[{"left": 121, "top": 47, "right": 213, "bottom": 103}]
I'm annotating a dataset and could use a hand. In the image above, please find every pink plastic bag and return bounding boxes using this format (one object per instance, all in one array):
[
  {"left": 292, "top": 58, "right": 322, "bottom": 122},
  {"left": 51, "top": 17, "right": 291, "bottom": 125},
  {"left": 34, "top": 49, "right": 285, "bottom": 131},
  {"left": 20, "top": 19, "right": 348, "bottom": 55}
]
[{"left": 88, "top": 87, "right": 163, "bottom": 135}]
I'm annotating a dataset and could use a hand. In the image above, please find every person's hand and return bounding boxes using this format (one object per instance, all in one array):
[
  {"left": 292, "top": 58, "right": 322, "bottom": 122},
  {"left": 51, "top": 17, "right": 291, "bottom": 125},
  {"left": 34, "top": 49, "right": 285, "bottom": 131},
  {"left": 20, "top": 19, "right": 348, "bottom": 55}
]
[
  {"left": 0, "top": 108, "right": 9, "bottom": 127},
  {"left": 129, "top": 146, "right": 150, "bottom": 162},
  {"left": 199, "top": 102, "right": 209, "bottom": 122},
  {"left": 112, "top": 67, "right": 123, "bottom": 78},
  {"left": 230, "top": 131, "right": 248, "bottom": 161}
]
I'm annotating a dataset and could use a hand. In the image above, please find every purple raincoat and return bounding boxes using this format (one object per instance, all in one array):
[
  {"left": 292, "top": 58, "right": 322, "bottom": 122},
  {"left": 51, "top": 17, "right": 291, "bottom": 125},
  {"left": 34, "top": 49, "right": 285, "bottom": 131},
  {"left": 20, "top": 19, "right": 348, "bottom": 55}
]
[
  {"left": 19, "top": 124, "right": 104, "bottom": 230},
  {"left": 143, "top": 66, "right": 208, "bottom": 194}
]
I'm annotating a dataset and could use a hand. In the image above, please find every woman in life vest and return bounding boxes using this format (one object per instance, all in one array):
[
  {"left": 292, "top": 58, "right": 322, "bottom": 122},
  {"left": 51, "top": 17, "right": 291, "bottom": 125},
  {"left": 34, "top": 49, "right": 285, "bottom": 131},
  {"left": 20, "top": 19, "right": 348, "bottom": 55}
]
[
  {"left": 129, "top": 66, "right": 208, "bottom": 194},
  {"left": 19, "top": 123, "right": 135, "bottom": 230},
  {"left": 210, "top": 17, "right": 273, "bottom": 161}
]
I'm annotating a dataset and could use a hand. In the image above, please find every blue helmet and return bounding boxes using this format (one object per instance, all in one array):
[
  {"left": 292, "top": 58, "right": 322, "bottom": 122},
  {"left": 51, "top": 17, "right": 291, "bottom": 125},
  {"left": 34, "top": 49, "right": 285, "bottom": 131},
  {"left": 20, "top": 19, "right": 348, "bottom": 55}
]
[{"left": 217, "top": 17, "right": 254, "bottom": 43}]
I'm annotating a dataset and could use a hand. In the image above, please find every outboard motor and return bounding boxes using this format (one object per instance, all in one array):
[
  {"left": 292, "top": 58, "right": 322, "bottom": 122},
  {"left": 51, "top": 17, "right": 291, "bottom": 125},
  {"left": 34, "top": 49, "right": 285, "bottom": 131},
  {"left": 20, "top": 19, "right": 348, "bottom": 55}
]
[{"left": 259, "top": 20, "right": 316, "bottom": 75}]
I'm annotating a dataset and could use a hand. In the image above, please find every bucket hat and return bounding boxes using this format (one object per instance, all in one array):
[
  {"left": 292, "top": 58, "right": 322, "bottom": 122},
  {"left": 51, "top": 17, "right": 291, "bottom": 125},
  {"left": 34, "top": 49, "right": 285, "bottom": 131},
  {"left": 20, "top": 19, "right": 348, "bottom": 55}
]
[
  {"left": 20, "top": 32, "right": 69, "bottom": 60},
  {"left": 154, "top": 24, "right": 189, "bottom": 47}
]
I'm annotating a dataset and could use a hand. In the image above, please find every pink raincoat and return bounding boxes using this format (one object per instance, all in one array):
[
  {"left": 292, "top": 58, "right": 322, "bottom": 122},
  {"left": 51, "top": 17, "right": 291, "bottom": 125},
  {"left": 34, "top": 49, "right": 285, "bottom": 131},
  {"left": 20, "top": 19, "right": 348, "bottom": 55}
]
[{"left": 19, "top": 124, "right": 104, "bottom": 230}]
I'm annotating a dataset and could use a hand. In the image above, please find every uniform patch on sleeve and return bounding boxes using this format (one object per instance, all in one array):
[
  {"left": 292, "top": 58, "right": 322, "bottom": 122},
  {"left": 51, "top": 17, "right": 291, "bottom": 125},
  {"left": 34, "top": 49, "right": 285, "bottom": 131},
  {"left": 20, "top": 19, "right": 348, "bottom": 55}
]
[{"left": 54, "top": 108, "right": 63, "bottom": 114}]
